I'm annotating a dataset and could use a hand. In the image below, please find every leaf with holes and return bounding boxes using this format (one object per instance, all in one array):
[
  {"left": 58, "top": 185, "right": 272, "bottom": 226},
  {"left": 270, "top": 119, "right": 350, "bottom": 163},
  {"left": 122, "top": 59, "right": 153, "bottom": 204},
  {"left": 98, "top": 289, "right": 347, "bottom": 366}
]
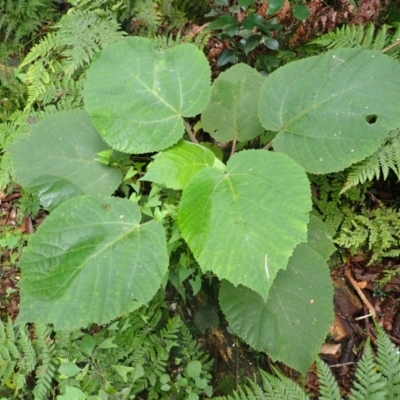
[
  {"left": 84, "top": 37, "right": 211, "bottom": 154},
  {"left": 259, "top": 48, "right": 400, "bottom": 173},
  {"left": 8, "top": 110, "right": 121, "bottom": 211},
  {"left": 201, "top": 63, "right": 265, "bottom": 142},
  {"left": 17, "top": 196, "right": 168, "bottom": 330},
  {"left": 220, "top": 243, "right": 334, "bottom": 374},
  {"left": 178, "top": 149, "right": 311, "bottom": 301}
]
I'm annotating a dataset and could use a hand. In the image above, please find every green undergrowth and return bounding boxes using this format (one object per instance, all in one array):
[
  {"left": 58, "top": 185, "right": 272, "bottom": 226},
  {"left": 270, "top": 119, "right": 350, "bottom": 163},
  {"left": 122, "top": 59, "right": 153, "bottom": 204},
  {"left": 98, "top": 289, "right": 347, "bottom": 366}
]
[
  {"left": 213, "top": 322, "right": 400, "bottom": 400},
  {"left": 335, "top": 206, "right": 400, "bottom": 264},
  {"left": 0, "top": 297, "right": 213, "bottom": 400},
  {"left": 2, "top": 316, "right": 399, "bottom": 400},
  {"left": 310, "top": 171, "right": 400, "bottom": 265}
]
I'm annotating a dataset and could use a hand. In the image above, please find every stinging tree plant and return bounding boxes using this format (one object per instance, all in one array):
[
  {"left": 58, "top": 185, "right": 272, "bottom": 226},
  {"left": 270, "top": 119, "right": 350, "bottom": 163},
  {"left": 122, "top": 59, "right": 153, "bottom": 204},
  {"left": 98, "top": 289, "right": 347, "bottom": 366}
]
[{"left": 9, "top": 33, "right": 400, "bottom": 375}]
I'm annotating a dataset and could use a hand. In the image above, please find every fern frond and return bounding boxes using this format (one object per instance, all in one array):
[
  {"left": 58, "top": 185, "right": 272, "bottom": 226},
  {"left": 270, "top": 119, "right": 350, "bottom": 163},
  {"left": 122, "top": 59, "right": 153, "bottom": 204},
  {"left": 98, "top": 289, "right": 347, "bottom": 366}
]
[
  {"left": 32, "top": 323, "right": 58, "bottom": 400},
  {"left": 342, "top": 130, "right": 400, "bottom": 193},
  {"left": 372, "top": 24, "right": 387, "bottom": 51},
  {"left": 375, "top": 322, "right": 400, "bottom": 397},
  {"left": 18, "top": 7, "right": 124, "bottom": 108},
  {"left": 131, "top": 0, "right": 163, "bottom": 37},
  {"left": 315, "top": 358, "right": 342, "bottom": 400},
  {"left": 342, "top": 158, "right": 381, "bottom": 193},
  {"left": 362, "top": 23, "right": 375, "bottom": 49},
  {"left": 17, "top": 325, "right": 36, "bottom": 375},
  {"left": 0, "top": 318, "right": 19, "bottom": 387},
  {"left": 4, "top": 318, "right": 19, "bottom": 360},
  {"left": 349, "top": 339, "right": 387, "bottom": 400},
  {"left": 19, "top": 33, "right": 59, "bottom": 69},
  {"left": 311, "top": 23, "right": 393, "bottom": 52},
  {"left": 213, "top": 368, "right": 310, "bottom": 400},
  {"left": 311, "top": 24, "right": 365, "bottom": 50},
  {"left": 0, "top": 0, "right": 54, "bottom": 45},
  {"left": 56, "top": 10, "right": 125, "bottom": 77},
  {"left": 242, "top": 380, "right": 268, "bottom": 399},
  {"left": 263, "top": 368, "right": 309, "bottom": 400},
  {"left": 335, "top": 206, "right": 400, "bottom": 264},
  {"left": 215, "top": 325, "right": 400, "bottom": 400}
]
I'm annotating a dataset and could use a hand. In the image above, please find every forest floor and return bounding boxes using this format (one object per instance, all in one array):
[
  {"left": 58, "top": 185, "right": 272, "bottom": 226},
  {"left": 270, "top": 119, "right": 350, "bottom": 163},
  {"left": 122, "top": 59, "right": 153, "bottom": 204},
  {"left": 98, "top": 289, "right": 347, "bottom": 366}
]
[{"left": 2, "top": 182, "right": 400, "bottom": 398}]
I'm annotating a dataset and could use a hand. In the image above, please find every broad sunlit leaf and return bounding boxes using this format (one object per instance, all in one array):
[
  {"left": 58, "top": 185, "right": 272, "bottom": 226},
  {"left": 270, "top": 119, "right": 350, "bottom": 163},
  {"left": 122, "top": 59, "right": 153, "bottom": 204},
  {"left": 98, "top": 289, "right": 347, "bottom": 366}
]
[
  {"left": 84, "top": 37, "right": 211, "bottom": 153},
  {"left": 259, "top": 49, "right": 400, "bottom": 173},
  {"left": 220, "top": 243, "right": 334, "bottom": 374},
  {"left": 178, "top": 150, "right": 311, "bottom": 300},
  {"left": 17, "top": 196, "right": 168, "bottom": 330}
]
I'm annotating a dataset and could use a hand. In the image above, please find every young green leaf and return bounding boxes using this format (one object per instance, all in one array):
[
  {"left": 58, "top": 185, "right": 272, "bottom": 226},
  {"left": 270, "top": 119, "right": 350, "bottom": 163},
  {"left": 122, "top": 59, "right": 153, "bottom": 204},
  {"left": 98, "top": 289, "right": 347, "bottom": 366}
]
[
  {"left": 141, "top": 140, "right": 223, "bottom": 190},
  {"left": 259, "top": 48, "right": 400, "bottom": 173},
  {"left": 292, "top": 5, "right": 311, "bottom": 22},
  {"left": 267, "top": 0, "right": 284, "bottom": 14},
  {"left": 219, "top": 243, "right": 334, "bottom": 375},
  {"left": 202, "top": 63, "right": 265, "bottom": 142},
  {"left": 17, "top": 196, "right": 169, "bottom": 330},
  {"left": 208, "top": 15, "right": 238, "bottom": 30},
  {"left": 178, "top": 149, "right": 311, "bottom": 301},
  {"left": 84, "top": 37, "right": 211, "bottom": 154},
  {"left": 8, "top": 110, "right": 121, "bottom": 211}
]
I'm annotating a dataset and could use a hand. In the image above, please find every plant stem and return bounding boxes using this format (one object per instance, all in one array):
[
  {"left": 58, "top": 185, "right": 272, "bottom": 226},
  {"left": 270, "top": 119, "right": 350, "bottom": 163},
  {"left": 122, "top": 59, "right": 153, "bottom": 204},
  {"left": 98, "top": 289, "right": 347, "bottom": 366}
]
[
  {"left": 230, "top": 138, "right": 237, "bottom": 156},
  {"left": 183, "top": 119, "right": 198, "bottom": 144},
  {"left": 263, "top": 141, "right": 273, "bottom": 150}
]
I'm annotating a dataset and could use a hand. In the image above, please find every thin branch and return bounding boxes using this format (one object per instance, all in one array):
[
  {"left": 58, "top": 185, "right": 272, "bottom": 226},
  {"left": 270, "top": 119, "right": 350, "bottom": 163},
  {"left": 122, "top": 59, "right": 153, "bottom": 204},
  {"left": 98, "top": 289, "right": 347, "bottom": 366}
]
[
  {"left": 329, "top": 361, "right": 358, "bottom": 368},
  {"left": 382, "top": 39, "right": 400, "bottom": 53},
  {"left": 183, "top": 119, "right": 198, "bottom": 144},
  {"left": 344, "top": 267, "right": 376, "bottom": 319}
]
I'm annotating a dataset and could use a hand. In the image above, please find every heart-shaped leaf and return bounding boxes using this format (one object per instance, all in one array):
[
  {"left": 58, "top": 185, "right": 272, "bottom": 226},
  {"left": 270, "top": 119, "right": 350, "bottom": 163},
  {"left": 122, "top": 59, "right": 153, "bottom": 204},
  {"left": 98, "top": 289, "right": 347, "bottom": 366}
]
[
  {"left": 178, "top": 149, "right": 311, "bottom": 300},
  {"left": 259, "top": 49, "right": 400, "bottom": 173},
  {"left": 202, "top": 63, "right": 265, "bottom": 142},
  {"left": 84, "top": 37, "right": 211, "bottom": 153},
  {"left": 8, "top": 110, "right": 121, "bottom": 211},
  {"left": 17, "top": 196, "right": 168, "bottom": 330},
  {"left": 220, "top": 243, "right": 334, "bottom": 374}
]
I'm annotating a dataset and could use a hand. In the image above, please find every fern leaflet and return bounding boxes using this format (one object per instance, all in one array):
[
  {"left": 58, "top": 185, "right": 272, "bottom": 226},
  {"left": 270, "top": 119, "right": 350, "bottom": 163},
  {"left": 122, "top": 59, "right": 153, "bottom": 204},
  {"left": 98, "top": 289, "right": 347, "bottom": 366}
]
[
  {"left": 315, "top": 357, "right": 342, "bottom": 400},
  {"left": 342, "top": 130, "right": 400, "bottom": 193},
  {"left": 375, "top": 322, "right": 400, "bottom": 398},
  {"left": 349, "top": 339, "right": 387, "bottom": 400},
  {"left": 311, "top": 23, "right": 390, "bottom": 52}
]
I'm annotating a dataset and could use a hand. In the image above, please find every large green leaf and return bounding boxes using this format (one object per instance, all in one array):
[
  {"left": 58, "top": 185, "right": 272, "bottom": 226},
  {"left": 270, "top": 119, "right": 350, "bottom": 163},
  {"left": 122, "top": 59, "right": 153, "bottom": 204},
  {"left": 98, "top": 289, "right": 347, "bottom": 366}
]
[
  {"left": 259, "top": 49, "right": 400, "bottom": 173},
  {"left": 84, "top": 37, "right": 211, "bottom": 154},
  {"left": 17, "top": 196, "right": 168, "bottom": 330},
  {"left": 8, "top": 110, "right": 121, "bottom": 211},
  {"left": 178, "top": 150, "right": 311, "bottom": 300},
  {"left": 141, "top": 140, "right": 225, "bottom": 190},
  {"left": 219, "top": 243, "right": 334, "bottom": 374},
  {"left": 201, "top": 63, "right": 264, "bottom": 142}
]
